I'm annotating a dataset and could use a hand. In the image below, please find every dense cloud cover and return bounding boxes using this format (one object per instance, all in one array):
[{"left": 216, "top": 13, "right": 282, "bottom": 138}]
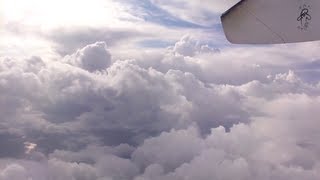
[
  {"left": 2, "top": 0, "right": 320, "bottom": 179},
  {"left": 1, "top": 35, "right": 320, "bottom": 179}
]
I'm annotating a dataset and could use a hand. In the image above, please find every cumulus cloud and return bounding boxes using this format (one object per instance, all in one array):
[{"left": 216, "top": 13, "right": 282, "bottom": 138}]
[
  {"left": 171, "top": 35, "right": 220, "bottom": 57},
  {"left": 132, "top": 127, "right": 204, "bottom": 172},
  {"left": 64, "top": 42, "right": 112, "bottom": 72},
  {"left": 3, "top": 0, "right": 320, "bottom": 179},
  {"left": 1, "top": 35, "right": 320, "bottom": 180},
  {"left": 0, "top": 164, "right": 29, "bottom": 180}
]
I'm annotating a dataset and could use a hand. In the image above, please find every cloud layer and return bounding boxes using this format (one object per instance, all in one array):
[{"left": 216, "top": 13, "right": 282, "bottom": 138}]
[
  {"left": 1, "top": 34, "right": 320, "bottom": 179},
  {"left": 2, "top": 0, "right": 320, "bottom": 179}
]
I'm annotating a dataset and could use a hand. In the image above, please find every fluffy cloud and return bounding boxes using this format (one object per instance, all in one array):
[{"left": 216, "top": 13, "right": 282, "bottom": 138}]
[
  {"left": 2, "top": 0, "right": 320, "bottom": 179},
  {"left": 64, "top": 42, "right": 112, "bottom": 72},
  {"left": 0, "top": 164, "right": 29, "bottom": 180},
  {"left": 1, "top": 36, "right": 320, "bottom": 180},
  {"left": 171, "top": 35, "right": 220, "bottom": 57},
  {"left": 132, "top": 127, "right": 204, "bottom": 172}
]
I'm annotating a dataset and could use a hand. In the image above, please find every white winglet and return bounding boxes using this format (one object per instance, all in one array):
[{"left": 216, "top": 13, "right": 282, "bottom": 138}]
[{"left": 221, "top": 0, "right": 320, "bottom": 44}]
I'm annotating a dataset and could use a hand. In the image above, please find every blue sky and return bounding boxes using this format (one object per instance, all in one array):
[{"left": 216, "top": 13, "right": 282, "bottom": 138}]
[
  {"left": 124, "top": 0, "right": 208, "bottom": 28},
  {"left": 0, "top": 0, "right": 234, "bottom": 58}
]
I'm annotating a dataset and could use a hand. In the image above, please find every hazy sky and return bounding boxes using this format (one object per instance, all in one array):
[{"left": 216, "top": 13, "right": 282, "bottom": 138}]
[{"left": 1, "top": 0, "right": 320, "bottom": 179}]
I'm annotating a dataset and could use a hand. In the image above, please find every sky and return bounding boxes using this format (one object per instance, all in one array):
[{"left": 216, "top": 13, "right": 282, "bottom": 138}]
[{"left": 1, "top": 0, "right": 320, "bottom": 179}]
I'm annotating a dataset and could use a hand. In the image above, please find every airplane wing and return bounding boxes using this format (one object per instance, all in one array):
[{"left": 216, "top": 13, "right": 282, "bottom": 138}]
[{"left": 221, "top": 0, "right": 320, "bottom": 44}]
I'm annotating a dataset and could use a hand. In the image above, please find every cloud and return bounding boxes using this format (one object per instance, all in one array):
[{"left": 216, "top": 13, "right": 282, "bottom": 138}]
[
  {"left": 121, "top": 0, "right": 205, "bottom": 28},
  {"left": 132, "top": 127, "right": 203, "bottom": 172},
  {"left": 0, "top": 164, "right": 29, "bottom": 180},
  {"left": 2, "top": 0, "right": 229, "bottom": 60},
  {"left": 134, "top": 94, "right": 320, "bottom": 179},
  {"left": 171, "top": 35, "right": 220, "bottom": 57},
  {"left": 64, "top": 42, "right": 112, "bottom": 72},
  {"left": 1, "top": 35, "right": 320, "bottom": 180},
  {"left": 149, "top": 0, "right": 240, "bottom": 26},
  {"left": 0, "top": 132, "right": 25, "bottom": 158},
  {"left": 2, "top": 0, "right": 320, "bottom": 179},
  {"left": 48, "top": 159, "right": 98, "bottom": 180},
  {"left": 47, "top": 27, "right": 146, "bottom": 55}
]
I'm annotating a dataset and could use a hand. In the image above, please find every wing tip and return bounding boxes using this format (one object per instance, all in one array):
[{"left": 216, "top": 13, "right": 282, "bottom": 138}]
[
  {"left": 221, "top": 0, "right": 247, "bottom": 44},
  {"left": 221, "top": 0, "right": 247, "bottom": 19}
]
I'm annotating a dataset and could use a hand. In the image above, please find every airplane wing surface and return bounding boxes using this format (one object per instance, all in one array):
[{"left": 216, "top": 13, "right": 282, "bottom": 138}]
[{"left": 221, "top": 0, "right": 320, "bottom": 44}]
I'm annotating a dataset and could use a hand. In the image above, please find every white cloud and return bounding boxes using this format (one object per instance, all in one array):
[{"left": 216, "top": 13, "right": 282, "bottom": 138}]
[
  {"left": 0, "top": 164, "right": 29, "bottom": 180},
  {"left": 1, "top": 8, "right": 320, "bottom": 178},
  {"left": 172, "top": 35, "right": 220, "bottom": 57},
  {"left": 48, "top": 159, "right": 98, "bottom": 180},
  {"left": 1, "top": 0, "right": 226, "bottom": 60},
  {"left": 64, "top": 42, "right": 112, "bottom": 72},
  {"left": 2, "top": 0, "right": 320, "bottom": 179},
  {"left": 132, "top": 127, "right": 204, "bottom": 172},
  {"left": 150, "top": 0, "right": 240, "bottom": 25},
  {"left": 2, "top": 0, "right": 134, "bottom": 29}
]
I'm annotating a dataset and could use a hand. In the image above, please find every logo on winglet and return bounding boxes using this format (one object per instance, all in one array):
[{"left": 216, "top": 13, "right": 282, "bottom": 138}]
[{"left": 297, "top": 4, "right": 311, "bottom": 31}]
